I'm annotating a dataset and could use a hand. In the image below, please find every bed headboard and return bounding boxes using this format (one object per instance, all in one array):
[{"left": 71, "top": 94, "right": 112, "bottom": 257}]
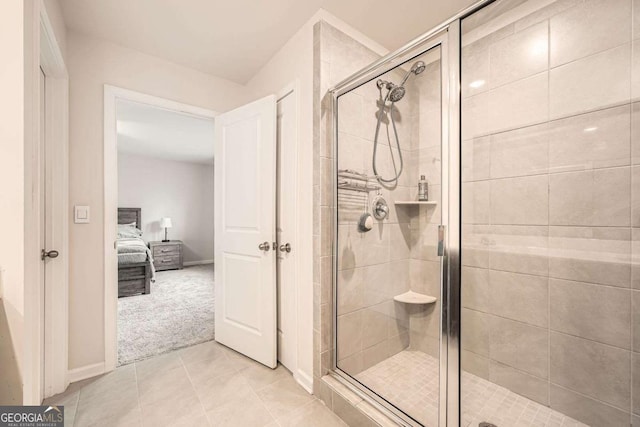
[{"left": 118, "top": 208, "right": 142, "bottom": 229}]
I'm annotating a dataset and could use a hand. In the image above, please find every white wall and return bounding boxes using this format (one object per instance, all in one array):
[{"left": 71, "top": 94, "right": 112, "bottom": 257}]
[
  {"left": 42, "top": 0, "right": 67, "bottom": 60},
  {"left": 118, "top": 153, "right": 214, "bottom": 264},
  {"left": 0, "top": 0, "right": 26, "bottom": 386},
  {"left": 245, "top": 9, "right": 387, "bottom": 391},
  {"left": 67, "top": 30, "right": 252, "bottom": 370}
]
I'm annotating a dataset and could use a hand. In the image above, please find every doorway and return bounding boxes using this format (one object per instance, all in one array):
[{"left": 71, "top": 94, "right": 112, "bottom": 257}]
[
  {"left": 115, "top": 98, "right": 216, "bottom": 365},
  {"left": 104, "top": 85, "right": 300, "bottom": 378},
  {"left": 104, "top": 87, "right": 218, "bottom": 370}
]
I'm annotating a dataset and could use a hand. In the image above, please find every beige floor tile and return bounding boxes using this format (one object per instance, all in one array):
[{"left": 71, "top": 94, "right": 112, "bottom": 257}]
[
  {"left": 135, "top": 351, "right": 183, "bottom": 382},
  {"left": 207, "top": 391, "right": 274, "bottom": 427},
  {"left": 179, "top": 341, "right": 228, "bottom": 365},
  {"left": 184, "top": 356, "right": 243, "bottom": 384},
  {"left": 79, "top": 364, "right": 137, "bottom": 401},
  {"left": 140, "top": 392, "right": 208, "bottom": 427},
  {"left": 240, "top": 363, "right": 291, "bottom": 391},
  {"left": 74, "top": 387, "right": 140, "bottom": 427},
  {"left": 137, "top": 364, "right": 197, "bottom": 407},
  {"left": 44, "top": 391, "right": 79, "bottom": 426},
  {"left": 47, "top": 342, "right": 317, "bottom": 427},
  {"left": 222, "top": 346, "right": 263, "bottom": 370},
  {"left": 278, "top": 400, "right": 347, "bottom": 427},
  {"left": 42, "top": 386, "right": 81, "bottom": 406},
  {"left": 256, "top": 376, "right": 315, "bottom": 420},
  {"left": 95, "top": 407, "right": 142, "bottom": 427},
  {"left": 193, "top": 371, "right": 254, "bottom": 412}
]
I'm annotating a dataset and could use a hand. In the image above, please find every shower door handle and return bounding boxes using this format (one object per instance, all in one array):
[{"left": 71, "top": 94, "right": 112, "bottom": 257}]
[{"left": 437, "top": 225, "right": 445, "bottom": 257}]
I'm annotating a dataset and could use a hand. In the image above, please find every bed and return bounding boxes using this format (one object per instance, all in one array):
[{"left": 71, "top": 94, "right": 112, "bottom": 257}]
[{"left": 117, "top": 208, "right": 154, "bottom": 297}]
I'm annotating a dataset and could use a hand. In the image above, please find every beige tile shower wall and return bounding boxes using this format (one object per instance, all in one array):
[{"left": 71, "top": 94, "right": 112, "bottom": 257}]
[
  {"left": 312, "top": 21, "right": 394, "bottom": 396},
  {"left": 334, "top": 47, "right": 417, "bottom": 375},
  {"left": 461, "top": 0, "right": 640, "bottom": 426}
]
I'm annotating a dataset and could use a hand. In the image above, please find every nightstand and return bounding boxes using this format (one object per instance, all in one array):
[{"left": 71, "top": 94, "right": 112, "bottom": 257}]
[{"left": 149, "top": 240, "right": 183, "bottom": 271}]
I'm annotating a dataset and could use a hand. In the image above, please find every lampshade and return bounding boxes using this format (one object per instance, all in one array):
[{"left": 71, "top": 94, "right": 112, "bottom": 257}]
[{"left": 160, "top": 217, "right": 173, "bottom": 228}]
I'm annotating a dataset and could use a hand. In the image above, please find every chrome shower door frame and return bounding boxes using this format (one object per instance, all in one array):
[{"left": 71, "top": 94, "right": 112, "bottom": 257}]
[
  {"left": 330, "top": 27, "right": 455, "bottom": 427},
  {"left": 328, "top": 1, "right": 494, "bottom": 425}
]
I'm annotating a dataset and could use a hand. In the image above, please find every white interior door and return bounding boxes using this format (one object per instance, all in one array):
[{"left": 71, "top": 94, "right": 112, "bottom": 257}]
[
  {"left": 214, "top": 95, "right": 277, "bottom": 368},
  {"left": 276, "top": 91, "right": 297, "bottom": 371}
]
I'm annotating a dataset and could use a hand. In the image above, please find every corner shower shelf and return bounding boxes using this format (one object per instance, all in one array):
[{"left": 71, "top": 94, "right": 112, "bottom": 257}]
[
  {"left": 394, "top": 201, "right": 438, "bottom": 206},
  {"left": 393, "top": 291, "right": 437, "bottom": 305}
]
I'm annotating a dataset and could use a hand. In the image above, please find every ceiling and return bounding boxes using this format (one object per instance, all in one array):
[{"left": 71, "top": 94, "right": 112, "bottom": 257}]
[
  {"left": 59, "top": 0, "right": 474, "bottom": 84},
  {"left": 117, "top": 99, "right": 215, "bottom": 164}
]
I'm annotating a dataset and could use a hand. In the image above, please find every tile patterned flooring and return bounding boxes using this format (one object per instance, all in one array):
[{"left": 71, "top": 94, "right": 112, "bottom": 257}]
[
  {"left": 45, "top": 341, "right": 346, "bottom": 427},
  {"left": 357, "top": 350, "right": 588, "bottom": 427}
]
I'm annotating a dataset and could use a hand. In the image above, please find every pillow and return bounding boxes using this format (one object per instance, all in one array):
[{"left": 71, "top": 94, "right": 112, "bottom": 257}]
[{"left": 118, "top": 223, "right": 143, "bottom": 239}]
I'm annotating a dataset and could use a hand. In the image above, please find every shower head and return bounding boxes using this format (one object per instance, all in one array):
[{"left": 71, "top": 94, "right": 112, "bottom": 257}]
[
  {"left": 376, "top": 60, "right": 426, "bottom": 103},
  {"left": 388, "top": 85, "right": 406, "bottom": 102},
  {"left": 399, "top": 60, "right": 427, "bottom": 86},
  {"left": 411, "top": 60, "right": 426, "bottom": 75},
  {"left": 391, "top": 60, "right": 427, "bottom": 100}
]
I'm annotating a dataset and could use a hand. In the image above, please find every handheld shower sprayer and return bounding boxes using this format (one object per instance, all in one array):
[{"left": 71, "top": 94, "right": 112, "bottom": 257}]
[{"left": 372, "top": 60, "right": 426, "bottom": 185}]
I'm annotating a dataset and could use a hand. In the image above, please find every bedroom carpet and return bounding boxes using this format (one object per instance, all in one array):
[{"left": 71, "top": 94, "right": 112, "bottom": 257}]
[{"left": 117, "top": 264, "right": 215, "bottom": 366}]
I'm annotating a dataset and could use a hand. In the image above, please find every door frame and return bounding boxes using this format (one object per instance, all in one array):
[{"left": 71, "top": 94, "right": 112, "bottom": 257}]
[
  {"left": 103, "top": 86, "right": 217, "bottom": 372},
  {"left": 274, "top": 81, "right": 304, "bottom": 385},
  {"left": 329, "top": 29, "right": 450, "bottom": 427},
  {"left": 23, "top": 0, "right": 69, "bottom": 404}
]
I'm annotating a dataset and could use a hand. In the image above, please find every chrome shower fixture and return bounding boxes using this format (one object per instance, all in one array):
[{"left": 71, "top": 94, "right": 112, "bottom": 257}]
[
  {"left": 373, "top": 60, "right": 426, "bottom": 185},
  {"left": 375, "top": 60, "right": 425, "bottom": 103}
]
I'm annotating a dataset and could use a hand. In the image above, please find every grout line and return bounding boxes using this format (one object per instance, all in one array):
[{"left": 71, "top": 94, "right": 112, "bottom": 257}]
[
  {"left": 465, "top": 265, "right": 634, "bottom": 292},
  {"left": 249, "top": 386, "right": 281, "bottom": 426},
  {"left": 181, "top": 348, "right": 220, "bottom": 426},
  {"left": 464, "top": 39, "right": 631, "bottom": 100},
  {"left": 463, "top": 163, "right": 636, "bottom": 185},
  {"left": 550, "top": 382, "right": 631, "bottom": 415},
  {"left": 463, "top": 99, "right": 635, "bottom": 141}
]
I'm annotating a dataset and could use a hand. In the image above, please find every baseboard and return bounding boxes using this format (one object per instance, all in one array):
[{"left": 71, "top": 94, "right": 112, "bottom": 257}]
[
  {"left": 183, "top": 260, "right": 214, "bottom": 267},
  {"left": 67, "top": 362, "right": 105, "bottom": 384},
  {"left": 295, "top": 369, "right": 313, "bottom": 394}
]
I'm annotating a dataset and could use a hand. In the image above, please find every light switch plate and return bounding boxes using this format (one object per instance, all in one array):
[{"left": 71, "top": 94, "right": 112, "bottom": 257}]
[{"left": 74, "top": 205, "right": 90, "bottom": 224}]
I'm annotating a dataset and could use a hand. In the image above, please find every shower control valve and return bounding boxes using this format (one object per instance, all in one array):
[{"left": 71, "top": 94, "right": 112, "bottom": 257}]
[{"left": 372, "top": 195, "right": 389, "bottom": 220}]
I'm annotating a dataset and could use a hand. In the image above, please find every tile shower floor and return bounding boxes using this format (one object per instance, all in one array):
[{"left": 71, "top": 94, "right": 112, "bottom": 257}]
[{"left": 357, "top": 350, "right": 588, "bottom": 427}]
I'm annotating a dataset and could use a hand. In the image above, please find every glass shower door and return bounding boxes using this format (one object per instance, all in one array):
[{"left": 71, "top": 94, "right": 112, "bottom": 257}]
[
  {"left": 333, "top": 38, "right": 447, "bottom": 426},
  {"left": 459, "top": 0, "right": 638, "bottom": 426}
]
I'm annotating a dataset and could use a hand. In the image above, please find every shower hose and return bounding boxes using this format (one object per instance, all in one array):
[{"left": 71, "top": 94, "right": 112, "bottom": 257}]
[{"left": 372, "top": 90, "right": 404, "bottom": 185}]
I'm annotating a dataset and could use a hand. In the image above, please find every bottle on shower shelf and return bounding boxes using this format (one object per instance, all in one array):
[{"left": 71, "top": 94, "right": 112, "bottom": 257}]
[{"left": 418, "top": 175, "right": 428, "bottom": 201}]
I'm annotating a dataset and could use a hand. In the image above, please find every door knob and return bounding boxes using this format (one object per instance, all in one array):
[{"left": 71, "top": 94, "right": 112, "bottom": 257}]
[
  {"left": 41, "top": 249, "right": 59, "bottom": 260},
  {"left": 258, "top": 241, "right": 271, "bottom": 251},
  {"left": 279, "top": 243, "right": 291, "bottom": 253}
]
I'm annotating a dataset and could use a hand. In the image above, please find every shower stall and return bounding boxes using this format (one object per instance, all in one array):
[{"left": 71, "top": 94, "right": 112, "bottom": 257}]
[{"left": 321, "top": 0, "right": 640, "bottom": 426}]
